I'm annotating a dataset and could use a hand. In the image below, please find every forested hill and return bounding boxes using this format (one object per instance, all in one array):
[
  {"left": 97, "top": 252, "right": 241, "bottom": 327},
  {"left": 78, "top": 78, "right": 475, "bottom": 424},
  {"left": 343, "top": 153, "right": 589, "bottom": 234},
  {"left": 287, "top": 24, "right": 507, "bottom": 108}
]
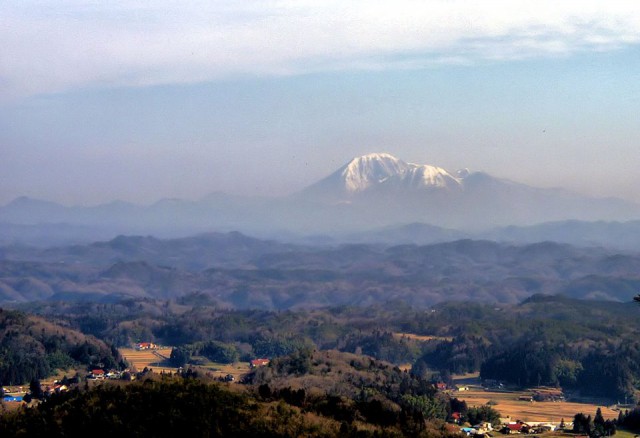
[
  {"left": 0, "top": 352, "right": 463, "bottom": 437},
  {"left": 414, "top": 295, "right": 640, "bottom": 400},
  {"left": 0, "top": 308, "right": 122, "bottom": 385},
  {"left": 14, "top": 294, "right": 640, "bottom": 401},
  {"left": 3, "top": 237, "right": 640, "bottom": 307}
]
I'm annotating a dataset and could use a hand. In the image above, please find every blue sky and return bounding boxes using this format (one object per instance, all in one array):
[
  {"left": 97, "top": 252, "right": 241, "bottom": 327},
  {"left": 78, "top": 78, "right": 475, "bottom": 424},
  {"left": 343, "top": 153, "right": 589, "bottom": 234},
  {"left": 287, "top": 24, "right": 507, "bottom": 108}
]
[{"left": 1, "top": 1, "right": 640, "bottom": 205}]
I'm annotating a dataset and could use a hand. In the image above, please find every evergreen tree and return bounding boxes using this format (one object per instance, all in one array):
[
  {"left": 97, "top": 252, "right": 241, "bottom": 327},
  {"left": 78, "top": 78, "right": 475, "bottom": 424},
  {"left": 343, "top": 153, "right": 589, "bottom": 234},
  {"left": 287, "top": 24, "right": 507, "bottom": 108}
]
[{"left": 29, "top": 378, "right": 43, "bottom": 399}]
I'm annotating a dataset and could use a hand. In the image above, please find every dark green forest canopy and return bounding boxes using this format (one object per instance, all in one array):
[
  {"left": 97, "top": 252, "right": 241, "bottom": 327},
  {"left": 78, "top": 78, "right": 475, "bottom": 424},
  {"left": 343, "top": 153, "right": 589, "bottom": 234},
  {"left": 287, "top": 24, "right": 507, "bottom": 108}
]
[
  {"left": 0, "top": 358, "right": 462, "bottom": 437},
  {"left": 0, "top": 308, "right": 122, "bottom": 385},
  {"left": 7, "top": 294, "right": 640, "bottom": 400}
]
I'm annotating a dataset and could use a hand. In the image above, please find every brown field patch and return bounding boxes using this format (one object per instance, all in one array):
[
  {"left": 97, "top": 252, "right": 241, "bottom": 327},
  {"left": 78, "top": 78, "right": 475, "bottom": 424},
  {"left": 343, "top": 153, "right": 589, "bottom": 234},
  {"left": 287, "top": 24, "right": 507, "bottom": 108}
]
[
  {"left": 199, "top": 362, "right": 251, "bottom": 381},
  {"left": 118, "top": 348, "right": 250, "bottom": 380},
  {"left": 457, "top": 388, "right": 618, "bottom": 423},
  {"left": 119, "top": 348, "right": 177, "bottom": 373},
  {"left": 450, "top": 373, "right": 618, "bottom": 422}
]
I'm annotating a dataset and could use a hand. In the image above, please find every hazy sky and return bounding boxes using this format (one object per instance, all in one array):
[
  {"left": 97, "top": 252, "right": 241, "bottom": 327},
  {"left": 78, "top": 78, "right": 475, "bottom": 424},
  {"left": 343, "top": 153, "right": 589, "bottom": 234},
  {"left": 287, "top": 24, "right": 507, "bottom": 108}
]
[{"left": 2, "top": 1, "right": 640, "bottom": 206}]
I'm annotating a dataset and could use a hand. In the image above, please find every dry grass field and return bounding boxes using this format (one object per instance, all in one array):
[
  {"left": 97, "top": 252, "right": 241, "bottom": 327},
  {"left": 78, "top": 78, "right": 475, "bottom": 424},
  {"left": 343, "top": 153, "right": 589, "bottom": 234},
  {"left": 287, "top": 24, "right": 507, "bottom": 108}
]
[
  {"left": 119, "top": 348, "right": 177, "bottom": 373},
  {"left": 201, "top": 362, "right": 251, "bottom": 381},
  {"left": 118, "top": 348, "right": 250, "bottom": 380},
  {"left": 452, "top": 373, "right": 619, "bottom": 423}
]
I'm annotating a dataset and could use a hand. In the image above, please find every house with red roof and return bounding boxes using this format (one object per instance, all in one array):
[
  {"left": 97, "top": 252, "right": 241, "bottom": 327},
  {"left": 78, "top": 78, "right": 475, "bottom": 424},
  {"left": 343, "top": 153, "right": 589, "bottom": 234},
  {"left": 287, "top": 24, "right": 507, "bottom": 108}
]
[
  {"left": 136, "top": 342, "right": 157, "bottom": 350},
  {"left": 435, "top": 382, "right": 447, "bottom": 391},
  {"left": 250, "top": 358, "right": 270, "bottom": 368},
  {"left": 90, "top": 369, "right": 105, "bottom": 379}
]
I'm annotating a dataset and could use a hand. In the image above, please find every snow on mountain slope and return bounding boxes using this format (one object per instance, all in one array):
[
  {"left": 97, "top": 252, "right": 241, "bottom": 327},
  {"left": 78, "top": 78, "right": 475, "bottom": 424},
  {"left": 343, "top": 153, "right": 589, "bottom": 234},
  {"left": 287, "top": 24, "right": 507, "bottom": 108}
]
[
  {"left": 302, "top": 152, "right": 462, "bottom": 198},
  {"left": 383, "top": 164, "right": 462, "bottom": 190},
  {"left": 340, "top": 153, "right": 411, "bottom": 193}
]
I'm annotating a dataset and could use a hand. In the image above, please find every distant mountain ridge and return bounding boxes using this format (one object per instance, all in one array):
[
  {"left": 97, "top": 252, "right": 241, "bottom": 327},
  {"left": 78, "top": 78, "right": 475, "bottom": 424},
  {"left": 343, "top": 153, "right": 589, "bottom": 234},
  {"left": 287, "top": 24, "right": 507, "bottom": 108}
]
[
  {"left": 3, "top": 234, "right": 640, "bottom": 307},
  {"left": 2, "top": 152, "right": 640, "bottom": 244}
]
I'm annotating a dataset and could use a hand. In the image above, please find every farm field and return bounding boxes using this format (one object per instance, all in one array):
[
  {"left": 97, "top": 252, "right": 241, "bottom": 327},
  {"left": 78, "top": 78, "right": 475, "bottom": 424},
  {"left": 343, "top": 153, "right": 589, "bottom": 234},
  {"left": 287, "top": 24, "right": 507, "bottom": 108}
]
[
  {"left": 453, "top": 373, "right": 618, "bottom": 423},
  {"left": 197, "top": 361, "right": 251, "bottom": 381},
  {"left": 119, "top": 347, "right": 177, "bottom": 373},
  {"left": 118, "top": 348, "right": 251, "bottom": 380}
]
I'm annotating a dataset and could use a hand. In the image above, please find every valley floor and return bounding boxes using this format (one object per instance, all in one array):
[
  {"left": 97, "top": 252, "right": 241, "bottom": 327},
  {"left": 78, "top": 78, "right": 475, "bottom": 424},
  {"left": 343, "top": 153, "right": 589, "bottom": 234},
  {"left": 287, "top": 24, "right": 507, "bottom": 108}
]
[
  {"left": 118, "top": 347, "right": 250, "bottom": 381},
  {"left": 452, "top": 373, "right": 619, "bottom": 423}
]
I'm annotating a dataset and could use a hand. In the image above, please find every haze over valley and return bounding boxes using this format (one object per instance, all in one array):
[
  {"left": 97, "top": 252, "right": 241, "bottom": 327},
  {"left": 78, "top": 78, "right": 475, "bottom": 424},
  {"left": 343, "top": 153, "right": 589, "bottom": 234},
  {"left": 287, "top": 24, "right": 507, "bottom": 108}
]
[
  {"left": 3, "top": 3, "right": 640, "bottom": 436},
  {"left": 3, "top": 152, "right": 640, "bottom": 248}
]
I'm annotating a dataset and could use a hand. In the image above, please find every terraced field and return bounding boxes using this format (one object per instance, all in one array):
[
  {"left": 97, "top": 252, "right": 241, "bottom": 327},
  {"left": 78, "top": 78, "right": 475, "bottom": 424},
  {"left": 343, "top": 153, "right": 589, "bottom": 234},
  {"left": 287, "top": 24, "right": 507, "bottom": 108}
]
[
  {"left": 118, "top": 348, "right": 251, "bottom": 380},
  {"left": 452, "top": 373, "right": 619, "bottom": 423},
  {"left": 119, "top": 348, "right": 177, "bottom": 373}
]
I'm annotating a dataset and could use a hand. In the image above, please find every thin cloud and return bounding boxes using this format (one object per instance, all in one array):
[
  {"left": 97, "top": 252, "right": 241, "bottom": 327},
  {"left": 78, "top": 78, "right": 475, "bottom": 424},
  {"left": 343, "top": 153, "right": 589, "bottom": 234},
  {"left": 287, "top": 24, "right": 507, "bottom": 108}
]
[{"left": 2, "top": 1, "right": 640, "bottom": 99}]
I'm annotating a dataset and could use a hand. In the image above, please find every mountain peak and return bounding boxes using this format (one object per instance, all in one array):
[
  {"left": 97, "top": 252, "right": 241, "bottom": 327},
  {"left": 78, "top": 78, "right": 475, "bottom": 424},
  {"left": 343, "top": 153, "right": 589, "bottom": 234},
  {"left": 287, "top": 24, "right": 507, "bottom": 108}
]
[
  {"left": 341, "top": 153, "right": 409, "bottom": 193},
  {"left": 390, "top": 164, "right": 461, "bottom": 190},
  {"left": 302, "top": 152, "right": 465, "bottom": 199}
]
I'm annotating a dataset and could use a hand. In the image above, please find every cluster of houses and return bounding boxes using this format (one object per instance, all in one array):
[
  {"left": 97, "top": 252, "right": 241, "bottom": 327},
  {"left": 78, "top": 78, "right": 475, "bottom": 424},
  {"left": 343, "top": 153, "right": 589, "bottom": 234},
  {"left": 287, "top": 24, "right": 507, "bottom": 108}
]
[
  {"left": 135, "top": 342, "right": 158, "bottom": 351},
  {"left": 516, "top": 389, "right": 566, "bottom": 403},
  {"left": 434, "top": 382, "right": 470, "bottom": 392},
  {"left": 457, "top": 418, "right": 564, "bottom": 436},
  {"left": 460, "top": 422, "right": 494, "bottom": 436},
  {"left": 88, "top": 369, "right": 129, "bottom": 380},
  {"left": 499, "top": 419, "right": 563, "bottom": 435},
  {"left": 2, "top": 379, "right": 73, "bottom": 403},
  {"left": 47, "top": 382, "right": 69, "bottom": 394}
]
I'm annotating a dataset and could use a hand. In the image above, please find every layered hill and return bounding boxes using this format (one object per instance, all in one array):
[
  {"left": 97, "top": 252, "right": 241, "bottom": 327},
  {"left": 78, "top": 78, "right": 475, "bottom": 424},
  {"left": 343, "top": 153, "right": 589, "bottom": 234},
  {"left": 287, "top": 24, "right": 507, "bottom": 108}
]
[{"left": 3, "top": 233, "right": 640, "bottom": 307}]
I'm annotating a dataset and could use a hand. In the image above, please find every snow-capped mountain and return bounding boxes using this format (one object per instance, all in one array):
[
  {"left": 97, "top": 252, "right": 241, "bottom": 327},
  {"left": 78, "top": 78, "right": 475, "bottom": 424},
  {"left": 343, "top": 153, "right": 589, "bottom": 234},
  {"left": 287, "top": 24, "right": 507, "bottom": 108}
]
[
  {"left": 382, "top": 163, "right": 462, "bottom": 191},
  {"left": 296, "top": 152, "right": 640, "bottom": 230},
  {"left": 342, "top": 153, "right": 409, "bottom": 192},
  {"left": 302, "top": 152, "right": 463, "bottom": 199},
  {"left": 3, "top": 152, "right": 640, "bottom": 243}
]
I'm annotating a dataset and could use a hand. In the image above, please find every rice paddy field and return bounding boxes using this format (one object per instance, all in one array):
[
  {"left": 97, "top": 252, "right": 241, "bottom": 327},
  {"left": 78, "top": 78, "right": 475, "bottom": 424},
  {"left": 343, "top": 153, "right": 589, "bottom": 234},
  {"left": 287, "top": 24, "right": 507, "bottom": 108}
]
[
  {"left": 452, "top": 373, "right": 619, "bottom": 423},
  {"left": 119, "top": 347, "right": 177, "bottom": 374},
  {"left": 118, "top": 348, "right": 250, "bottom": 380}
]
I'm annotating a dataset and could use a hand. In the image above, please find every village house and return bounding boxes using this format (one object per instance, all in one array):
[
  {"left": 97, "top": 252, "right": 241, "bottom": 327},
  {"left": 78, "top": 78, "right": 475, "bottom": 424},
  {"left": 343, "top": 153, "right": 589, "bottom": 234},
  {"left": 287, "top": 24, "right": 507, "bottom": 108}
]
[
  {"left": 473, "top": 421, "right": 493, "bottom": 433},
  {"left": 529, "top": 423, "right": 556, "bottom": 433},
  {"left": 435, "top": 382, "right": 448, "bottom": 391},
  {"left": 135, "top": 342, "right": 158, "bottom": 351},
  {"left": 461, "top": 427, "right": 476, "bottom": 436},
  {"left": 89, "top": 369, "right": 105, "bottom": 380},
  {"left": 250, "top": 358, "right": 270, "bottom": 368},
  {"left": 500, "top": 420, "right": 530, "bottom": 434},
  {"left": 44, "top": 384, "right": 69, "bottom": 396}
]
